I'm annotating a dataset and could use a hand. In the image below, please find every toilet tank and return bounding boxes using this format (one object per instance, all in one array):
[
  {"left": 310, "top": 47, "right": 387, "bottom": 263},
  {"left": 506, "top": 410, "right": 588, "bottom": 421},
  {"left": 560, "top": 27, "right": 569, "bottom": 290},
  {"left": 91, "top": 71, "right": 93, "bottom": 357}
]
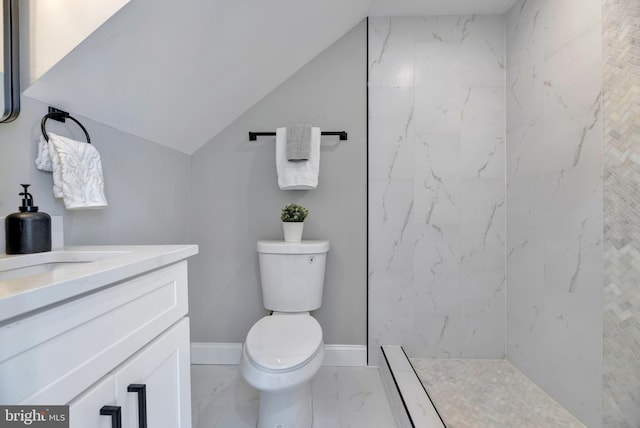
[{"left": 257, "top": 240, "right": 330, "bottom": 312}]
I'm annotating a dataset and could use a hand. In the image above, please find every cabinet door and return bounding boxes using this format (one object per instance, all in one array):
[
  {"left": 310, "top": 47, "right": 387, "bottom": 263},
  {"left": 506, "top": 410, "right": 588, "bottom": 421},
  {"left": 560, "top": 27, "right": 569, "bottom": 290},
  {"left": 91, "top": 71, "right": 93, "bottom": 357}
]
[
  {"left": 115, "top": 318, "right": 192, "bottom": 428},
  {"left": 68, "top": 375, "right": 118, "bottom": 428}
]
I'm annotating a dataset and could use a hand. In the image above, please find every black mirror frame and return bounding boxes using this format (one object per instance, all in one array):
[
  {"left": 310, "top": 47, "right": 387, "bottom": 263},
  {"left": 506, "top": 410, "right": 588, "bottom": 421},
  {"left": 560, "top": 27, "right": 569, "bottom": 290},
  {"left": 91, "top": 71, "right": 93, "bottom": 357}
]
[{"left": 1, "top": 0, "right": 19, "bottom": 123}]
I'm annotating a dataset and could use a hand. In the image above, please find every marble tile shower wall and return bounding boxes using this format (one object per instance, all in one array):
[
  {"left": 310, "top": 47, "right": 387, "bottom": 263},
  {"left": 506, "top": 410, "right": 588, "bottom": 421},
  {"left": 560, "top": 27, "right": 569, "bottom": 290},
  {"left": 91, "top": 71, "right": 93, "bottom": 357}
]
[
  {"left": 368, "top": 15, "right": 506, "bottom": 361},
  {"left": 505, "top": 0, "right": 603, "bottom": 426}
]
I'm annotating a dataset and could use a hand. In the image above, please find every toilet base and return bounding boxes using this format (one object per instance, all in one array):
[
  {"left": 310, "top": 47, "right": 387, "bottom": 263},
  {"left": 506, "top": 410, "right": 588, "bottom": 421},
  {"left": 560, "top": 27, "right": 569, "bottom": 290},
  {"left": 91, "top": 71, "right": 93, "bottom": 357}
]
[{"left": 258, "top": 382, "right": 312, "bottom": 428}]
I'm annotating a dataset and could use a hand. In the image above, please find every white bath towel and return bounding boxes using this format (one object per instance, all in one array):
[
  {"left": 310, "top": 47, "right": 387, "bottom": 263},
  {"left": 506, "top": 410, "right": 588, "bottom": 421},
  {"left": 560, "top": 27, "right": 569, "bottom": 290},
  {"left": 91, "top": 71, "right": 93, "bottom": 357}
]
[
  {"left": 40, "top": 132, "right": 108, "bottom": 209},
  {"left": 276, "top": 126, "right": 321, "bottom": 190}
]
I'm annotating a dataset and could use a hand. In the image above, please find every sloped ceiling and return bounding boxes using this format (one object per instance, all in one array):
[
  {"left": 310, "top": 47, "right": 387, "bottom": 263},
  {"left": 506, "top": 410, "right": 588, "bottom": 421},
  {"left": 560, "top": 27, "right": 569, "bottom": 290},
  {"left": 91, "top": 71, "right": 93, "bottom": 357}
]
[
  {"left": 21, "top": 0, "right": 130, "bottom": 86},
  {"left": 23, "top": 0, "right": 518, "bottom": 154},
  {"left": 369, "top": 0, "right": 519, "bottom": 16},
  {"left": 24, "top": 0, "right": 369, "bottom": 154}
]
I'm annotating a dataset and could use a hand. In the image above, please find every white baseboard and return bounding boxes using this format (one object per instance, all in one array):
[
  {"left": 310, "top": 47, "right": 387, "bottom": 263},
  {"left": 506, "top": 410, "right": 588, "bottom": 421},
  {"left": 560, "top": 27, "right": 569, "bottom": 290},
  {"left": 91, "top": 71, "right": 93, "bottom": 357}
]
[
  {"left": 321, "top": 344, "right": 368, "bottom": 366},
  {"left": 191, "top": 342, "right": 242, "bottom": 365},
  {"left": 191, "top": 342, "right": 367, "bottom": 367}
]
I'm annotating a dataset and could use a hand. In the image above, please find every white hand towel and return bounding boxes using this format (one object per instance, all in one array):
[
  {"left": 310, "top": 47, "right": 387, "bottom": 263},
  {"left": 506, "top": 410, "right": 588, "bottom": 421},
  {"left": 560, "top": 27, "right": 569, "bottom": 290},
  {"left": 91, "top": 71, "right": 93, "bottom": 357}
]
[
  {"left": 35, "top": 135, "right": 54, "bottom": 172},
  {"left": 286, "top": 125, "right": 312, "bottom": 160},
  {"left": 46, "top": 132, "right": 108, "bottom": 209},
  {"left": 47, "top": 136, "right": 64, "bottom": 198},
  {"left": 276, "top": 126, "right": 320, "bottom": 190}
]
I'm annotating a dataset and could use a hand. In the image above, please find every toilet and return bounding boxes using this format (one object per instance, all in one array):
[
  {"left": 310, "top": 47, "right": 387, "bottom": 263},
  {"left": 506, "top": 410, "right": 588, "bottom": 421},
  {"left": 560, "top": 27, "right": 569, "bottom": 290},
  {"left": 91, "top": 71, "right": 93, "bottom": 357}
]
[{"left": 240, "top": 240, "right": 330, "bottom": 428}]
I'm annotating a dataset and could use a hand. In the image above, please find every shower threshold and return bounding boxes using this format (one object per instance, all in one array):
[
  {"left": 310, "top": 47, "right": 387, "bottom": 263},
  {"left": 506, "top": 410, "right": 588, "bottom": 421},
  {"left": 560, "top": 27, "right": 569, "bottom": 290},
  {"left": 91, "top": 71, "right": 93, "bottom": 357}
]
[{"left": 379, "top": 345, "right": 445, "bottom": 428}]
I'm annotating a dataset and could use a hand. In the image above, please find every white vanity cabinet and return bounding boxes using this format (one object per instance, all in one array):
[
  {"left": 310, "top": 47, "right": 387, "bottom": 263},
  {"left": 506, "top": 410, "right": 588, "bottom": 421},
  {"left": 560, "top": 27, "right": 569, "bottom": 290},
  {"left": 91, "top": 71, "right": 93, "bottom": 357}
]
[
  {"left": 0, "top": 253, "right": 195, "bottom": 428},
  {"left": 69, "top": 319, "right": 190, "bottom": 428}
]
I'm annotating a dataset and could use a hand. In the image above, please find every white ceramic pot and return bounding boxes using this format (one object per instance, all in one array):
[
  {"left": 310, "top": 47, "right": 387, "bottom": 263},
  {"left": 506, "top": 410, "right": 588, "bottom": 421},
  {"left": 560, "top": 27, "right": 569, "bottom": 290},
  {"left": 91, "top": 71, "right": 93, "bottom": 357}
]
[{"left": 282, "top": 222, "right": 304, "bottom": 242}]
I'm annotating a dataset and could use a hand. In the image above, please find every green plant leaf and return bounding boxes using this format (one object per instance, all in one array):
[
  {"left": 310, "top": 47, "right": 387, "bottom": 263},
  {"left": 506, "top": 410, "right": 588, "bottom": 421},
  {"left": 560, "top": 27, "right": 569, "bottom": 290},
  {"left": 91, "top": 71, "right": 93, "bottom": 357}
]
[{"left": 281, "top": 203, "right": 309, "bottom": 222}]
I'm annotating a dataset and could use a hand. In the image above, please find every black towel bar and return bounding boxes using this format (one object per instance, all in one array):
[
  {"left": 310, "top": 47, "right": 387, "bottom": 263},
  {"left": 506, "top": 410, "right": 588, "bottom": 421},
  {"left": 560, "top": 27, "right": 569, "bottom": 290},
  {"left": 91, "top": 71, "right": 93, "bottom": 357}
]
[
  {"left": 249, "top": 131, "right": 347, "bottom": 141},
  {"left": 41, "top": 107, "right": 91, "bottom": 144}
]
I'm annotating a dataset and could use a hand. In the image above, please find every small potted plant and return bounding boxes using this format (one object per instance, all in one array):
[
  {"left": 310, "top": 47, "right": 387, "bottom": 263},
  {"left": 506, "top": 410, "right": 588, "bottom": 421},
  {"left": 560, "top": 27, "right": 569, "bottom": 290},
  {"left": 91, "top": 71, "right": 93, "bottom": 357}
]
[{"left": 281, "top": 203, "right": 309, "bottom": 242}]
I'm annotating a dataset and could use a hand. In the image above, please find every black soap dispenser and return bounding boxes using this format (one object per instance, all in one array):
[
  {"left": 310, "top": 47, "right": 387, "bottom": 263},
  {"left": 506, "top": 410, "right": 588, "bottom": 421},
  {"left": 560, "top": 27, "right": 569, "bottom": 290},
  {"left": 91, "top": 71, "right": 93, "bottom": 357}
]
[{"left": 5, "top": 184, "right": 52, "bottom": 254}]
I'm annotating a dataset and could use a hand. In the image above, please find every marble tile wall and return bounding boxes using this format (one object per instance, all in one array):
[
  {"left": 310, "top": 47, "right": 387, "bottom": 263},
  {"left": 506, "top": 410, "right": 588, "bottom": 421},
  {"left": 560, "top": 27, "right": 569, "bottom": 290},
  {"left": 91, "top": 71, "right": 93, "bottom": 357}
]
[
  {"left": 368, "top": 15, "right": 506, "bottom": 362},
  {"left": 505, "top": 0, "right": 603, "bottom": 426},
  {"left": 603, "top": 0, "right": 640, "bottom": 426}
]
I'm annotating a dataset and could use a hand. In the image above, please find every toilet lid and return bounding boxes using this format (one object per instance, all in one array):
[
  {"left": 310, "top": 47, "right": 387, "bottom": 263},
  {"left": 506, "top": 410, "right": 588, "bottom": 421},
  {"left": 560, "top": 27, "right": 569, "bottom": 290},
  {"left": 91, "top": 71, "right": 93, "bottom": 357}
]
[{"left": 245, "top": 315, "right": 323, "bottom": 371}]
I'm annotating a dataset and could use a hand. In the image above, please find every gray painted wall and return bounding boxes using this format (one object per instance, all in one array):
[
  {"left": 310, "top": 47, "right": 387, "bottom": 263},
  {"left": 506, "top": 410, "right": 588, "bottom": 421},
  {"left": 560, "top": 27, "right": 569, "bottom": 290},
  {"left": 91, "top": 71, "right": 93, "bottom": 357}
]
[
  {"left": 0, "top": 96, "right": 191, "bottom": 246},
  {"left": 188, "top": 21, "right": 367, "bottom": 345}
]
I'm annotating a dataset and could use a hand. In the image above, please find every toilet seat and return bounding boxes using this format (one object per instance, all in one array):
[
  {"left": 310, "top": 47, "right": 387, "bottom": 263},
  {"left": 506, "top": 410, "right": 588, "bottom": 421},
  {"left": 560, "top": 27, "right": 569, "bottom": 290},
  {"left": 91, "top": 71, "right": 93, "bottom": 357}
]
[{"left": 245, "top": 315, "right": 322, "bottom": 373}]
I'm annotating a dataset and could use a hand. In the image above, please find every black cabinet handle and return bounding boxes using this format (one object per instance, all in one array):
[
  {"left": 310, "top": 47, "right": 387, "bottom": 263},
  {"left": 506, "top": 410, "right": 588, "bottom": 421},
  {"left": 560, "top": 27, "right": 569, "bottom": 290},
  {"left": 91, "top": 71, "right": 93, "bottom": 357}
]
[
  {"left": 127, "top": 383, "right": 148, "bottom": 428},
  {"left": 100, "top": 405, "right": 122, "bottom": 428}
]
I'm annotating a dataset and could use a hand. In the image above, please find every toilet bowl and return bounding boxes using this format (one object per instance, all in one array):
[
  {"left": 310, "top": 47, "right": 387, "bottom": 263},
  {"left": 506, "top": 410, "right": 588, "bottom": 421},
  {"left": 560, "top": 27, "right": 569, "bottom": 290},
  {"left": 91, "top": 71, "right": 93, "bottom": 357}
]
[
  {"left": 240, "top": 313, "right": 324, "bottom": 428},
  {"left": 240, "top": 240, "right": 330, "bottom": 428}
]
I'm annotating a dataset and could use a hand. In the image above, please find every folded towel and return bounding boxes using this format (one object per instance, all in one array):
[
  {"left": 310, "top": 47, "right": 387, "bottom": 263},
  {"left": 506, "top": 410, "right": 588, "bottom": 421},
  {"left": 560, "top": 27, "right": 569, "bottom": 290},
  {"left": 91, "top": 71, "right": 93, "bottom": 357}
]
[
  {"left": 276, "top": 127, "right": 321, "bottom": 190},
  {"left": 286, "top": 125, "right": 312, "bottom": 161},
  {"left": 42, "top": 132, "right": 108, "bottom": 209}
]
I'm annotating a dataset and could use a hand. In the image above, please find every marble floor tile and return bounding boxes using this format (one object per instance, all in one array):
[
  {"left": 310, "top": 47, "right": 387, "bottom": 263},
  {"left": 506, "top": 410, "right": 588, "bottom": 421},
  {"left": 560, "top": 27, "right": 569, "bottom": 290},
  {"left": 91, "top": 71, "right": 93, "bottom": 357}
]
[
  {"left": 191, "top": 365, "right": 398, "bottom": 428},
  {"left": 410, "top": 359, "right": 585, "bottom": 428}
]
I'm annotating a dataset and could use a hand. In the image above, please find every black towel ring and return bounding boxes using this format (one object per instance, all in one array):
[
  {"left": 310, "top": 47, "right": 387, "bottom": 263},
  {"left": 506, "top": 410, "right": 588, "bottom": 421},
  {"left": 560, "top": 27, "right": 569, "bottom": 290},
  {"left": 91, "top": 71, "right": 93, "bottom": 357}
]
[{"left": 41, "top": 107, "right": 91, "bottom": 144}]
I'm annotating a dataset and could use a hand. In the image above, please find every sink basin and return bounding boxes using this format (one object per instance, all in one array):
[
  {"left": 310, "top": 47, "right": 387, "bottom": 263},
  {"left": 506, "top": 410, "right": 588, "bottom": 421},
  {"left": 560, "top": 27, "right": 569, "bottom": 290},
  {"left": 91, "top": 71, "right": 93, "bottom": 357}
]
[
  {"left": 0, "top": 261, "right": 92, "bottom": 281},
  {"left": 0, "top": 250, "right": 128, "bottom": 282}
]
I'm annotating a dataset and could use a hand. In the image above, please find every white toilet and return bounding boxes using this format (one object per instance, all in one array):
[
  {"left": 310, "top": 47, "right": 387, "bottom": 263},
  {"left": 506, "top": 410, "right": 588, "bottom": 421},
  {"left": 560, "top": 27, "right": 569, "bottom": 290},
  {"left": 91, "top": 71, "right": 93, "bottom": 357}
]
[{"left": 240, "top": 240, "right": 330, "bottom": 428}]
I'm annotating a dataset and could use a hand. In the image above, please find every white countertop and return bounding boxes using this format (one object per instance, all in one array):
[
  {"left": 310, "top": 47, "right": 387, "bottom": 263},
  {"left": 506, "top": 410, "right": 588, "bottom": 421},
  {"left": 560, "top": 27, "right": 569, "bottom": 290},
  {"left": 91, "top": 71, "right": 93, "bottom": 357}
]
[{"left": 0, "top": 245, "right": 198, "bottom": 323}]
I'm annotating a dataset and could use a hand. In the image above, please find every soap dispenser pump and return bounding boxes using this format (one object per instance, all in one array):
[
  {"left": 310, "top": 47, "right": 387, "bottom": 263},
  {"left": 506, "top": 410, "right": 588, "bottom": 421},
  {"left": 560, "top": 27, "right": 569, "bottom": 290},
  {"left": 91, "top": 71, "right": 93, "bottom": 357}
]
[{"left": 5, "top": 184, "right": 52, "bottom": 254}]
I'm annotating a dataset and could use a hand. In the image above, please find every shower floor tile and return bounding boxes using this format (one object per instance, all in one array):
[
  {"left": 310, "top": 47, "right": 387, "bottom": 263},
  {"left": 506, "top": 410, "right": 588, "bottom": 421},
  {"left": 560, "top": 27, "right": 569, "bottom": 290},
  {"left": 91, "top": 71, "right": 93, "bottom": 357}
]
[
  {"left": 191, "top": 364, "right": 398, "bottom": 428},
  {"left": 409, "top": 359, "right": 585, "bottom": 428}
]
